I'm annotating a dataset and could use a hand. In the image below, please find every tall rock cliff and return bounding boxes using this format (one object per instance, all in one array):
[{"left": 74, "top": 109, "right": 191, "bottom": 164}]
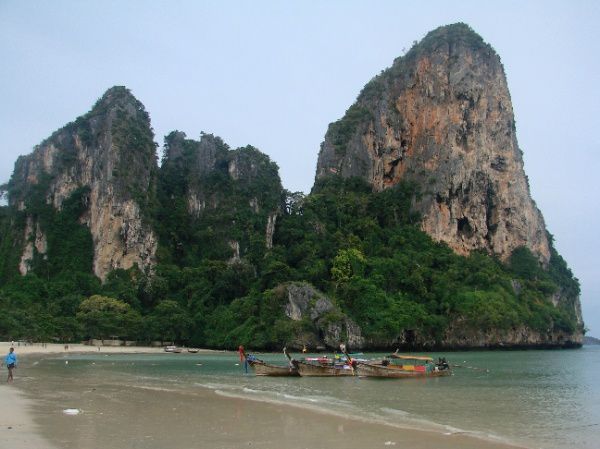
[
  {"left": 8, "top": 86, "right": 158, "bottom": 280},
  {"left": 316, "top": 23, "right": 550, "bottom": 265},
  {"left": 158, "top": 131, "right": 282, "bottom": 263}
]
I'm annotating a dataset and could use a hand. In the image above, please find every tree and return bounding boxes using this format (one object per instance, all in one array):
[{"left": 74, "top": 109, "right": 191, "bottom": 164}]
[
  {"left": 331, "top": 248, "right": 366, "bottom": 287},
  {"left": 76, "top": 295, "right": 141, "bottom": 340},
  {"left": 148, "top": 300, "right": 192, "bottom": 343}
]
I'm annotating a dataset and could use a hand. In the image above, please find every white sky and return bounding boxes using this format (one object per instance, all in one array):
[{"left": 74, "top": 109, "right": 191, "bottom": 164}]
[{"left": 1, "top": 0, "right": 598, "bottom": 335}]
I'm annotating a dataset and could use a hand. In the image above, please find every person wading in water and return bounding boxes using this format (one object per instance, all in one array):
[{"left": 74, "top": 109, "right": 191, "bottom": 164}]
[{"left": 4, "top": 347, "right": 17, "bottom": 383}]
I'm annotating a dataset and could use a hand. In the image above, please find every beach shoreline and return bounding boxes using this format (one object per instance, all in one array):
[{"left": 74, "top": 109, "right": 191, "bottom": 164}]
[
  {"left": 0, "top": 341, "right": 219, "bottom": 357},
  {"left": 0, "top": 346, "right": 529, "bottom": 449}
]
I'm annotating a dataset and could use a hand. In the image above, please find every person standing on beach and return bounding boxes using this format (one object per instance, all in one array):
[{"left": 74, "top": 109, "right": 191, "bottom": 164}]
[{"left": 4, "top": 347, "right": 17, "bottom": 383}]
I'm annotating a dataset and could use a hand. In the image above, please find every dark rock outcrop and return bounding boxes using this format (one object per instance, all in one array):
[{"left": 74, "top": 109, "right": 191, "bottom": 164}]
[{"left": 282, "top": 282, "right": 364, "bottom": 350}]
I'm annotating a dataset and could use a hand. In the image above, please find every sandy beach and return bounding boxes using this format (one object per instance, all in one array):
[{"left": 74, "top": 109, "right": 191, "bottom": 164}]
[
  {"left": 0, "top": 341, "right": 181, "bottom": 356},
  {"left": 0, "top": 343, "right": 526, "bottom": 449}
]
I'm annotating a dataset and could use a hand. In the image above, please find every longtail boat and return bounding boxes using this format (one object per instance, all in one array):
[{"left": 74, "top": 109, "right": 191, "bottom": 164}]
[
  {"left": 245, "top": 347, "right": 300, "bottom": 377},
  {"left": 355, "top": 354, "right": 451, "bottom": 378},
  {"left": 248, "top": 358, "right": 300, "bottom": 376},
  {"left": 293, "top": 359, "right": 356, "bottom": 377}
]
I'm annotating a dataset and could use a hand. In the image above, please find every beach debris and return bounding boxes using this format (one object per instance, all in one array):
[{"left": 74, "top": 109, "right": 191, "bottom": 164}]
[
  {"left": 63, "top": 408, "right": 81, "bottom": 415},
  {"left": 384, "top": 442, "right": 396, "bottom": 446}
]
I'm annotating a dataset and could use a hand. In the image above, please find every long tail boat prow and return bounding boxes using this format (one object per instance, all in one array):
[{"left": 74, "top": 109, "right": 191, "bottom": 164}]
[{"left": 246, "top": 347, "right": 300, "bottom": 376}]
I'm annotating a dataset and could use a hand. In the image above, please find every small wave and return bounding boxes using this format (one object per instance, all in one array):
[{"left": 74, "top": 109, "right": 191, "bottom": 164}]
[
  {"left": 282, "top": 393, "right": 320, "bottom": 403},
  {"left": 240, "top": 387, "right": 321, "bottom": 404},
  {"left": 242, "top": 387, "right": 263, "bottom": 394},
  {"left": 380, "top": 407, "right": 469, "bottom": 434},
  {"left": 194, "top": 381, "right": 243, "bottom": 391},
  {"left": 441, "top": 425, "right": 468, "bottom": 436},
  {"left": 214, "top": 388, "right": 351, "bottom": 416},
  {"left": 240, "top": 386, "right": 350, "bottom": 407},
  {"left": 129, "top": 385, "right": 178, "bottom": 393},
  {"left": 380, "top": 407, "right": 410, "bottom": 417}
]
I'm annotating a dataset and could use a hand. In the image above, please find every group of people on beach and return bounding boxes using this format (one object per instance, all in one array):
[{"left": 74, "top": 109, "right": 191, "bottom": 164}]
[{"left": 3, "top": 346, "right": 17, "bottom": 382}]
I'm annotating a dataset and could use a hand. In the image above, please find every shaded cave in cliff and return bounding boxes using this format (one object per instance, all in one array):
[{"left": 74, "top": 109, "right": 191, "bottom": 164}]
[
  {"left": 457, "top": 216, "right": 474, "bottom": 238},
  {"left": 403, "top": 329, "right": 416, "bottom": 346}
]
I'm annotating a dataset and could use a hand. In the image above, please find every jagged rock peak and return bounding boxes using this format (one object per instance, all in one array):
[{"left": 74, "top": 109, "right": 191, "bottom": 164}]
[
  {"left": 158, "top": 130, "right": 283, "bottom": 260},
  {"left": 90, "top": 85, "right": 150, "bottom": 118},
  {"left": 162, "top": 131, "right": 229, "bottom": 172},
  {"left": 315, "top": 23, "right": 551, "bottom": 265},
  {"left": 161, "top": 130, "right": 282, "bottom": 214},
  {"left": 9, "top": 85, "right": 158, "bottom": 280},
  {"left": 402, "top": 23, "right": 491, "bottom": 58}
]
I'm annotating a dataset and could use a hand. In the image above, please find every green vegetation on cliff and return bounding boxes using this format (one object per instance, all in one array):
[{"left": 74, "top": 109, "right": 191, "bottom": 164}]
[
  {"left": 155, "top": 132, "right": 282, "bottom": 267},
  {"left": 0, "top": 78, "right": 581, "bottom": 348},
  {"left": 0, "top": 173, "right": 581, "bottom": 348}
]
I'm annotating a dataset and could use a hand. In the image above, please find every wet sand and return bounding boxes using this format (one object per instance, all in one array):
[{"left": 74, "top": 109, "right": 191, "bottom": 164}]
[
  {"left": 0, "top": 386, "right": 59, "bottom": 449},
  {"left": 3, "top": 383, "right": 525, "bottom": 449},
  {"left": 0, "top": 344, "right": 527, "bottom": 449}
]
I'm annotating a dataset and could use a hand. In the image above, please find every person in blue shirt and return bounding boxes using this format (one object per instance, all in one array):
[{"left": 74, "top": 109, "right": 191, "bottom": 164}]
[{"left": 4, "top": 347, "right": 17, "bottom": 383}]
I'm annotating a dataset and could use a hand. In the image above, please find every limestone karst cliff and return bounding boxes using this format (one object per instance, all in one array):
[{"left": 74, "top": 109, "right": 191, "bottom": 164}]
[
  {"left": 8, "top": 86, "right": 158, "bottom": 280},
  {"left": 316, "top": 23, "right": 550, "bottom": 266},
  {"left": 0, "top": 24, "right": 583, "bottom": 349},
  {"left": 157, "top": 131, "right": 282, "bottom": 263}
]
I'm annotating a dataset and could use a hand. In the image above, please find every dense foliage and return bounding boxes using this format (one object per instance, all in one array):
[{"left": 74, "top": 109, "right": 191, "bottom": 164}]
[{"left": 0, "top": 171, "right": 581, "bottom": 348}]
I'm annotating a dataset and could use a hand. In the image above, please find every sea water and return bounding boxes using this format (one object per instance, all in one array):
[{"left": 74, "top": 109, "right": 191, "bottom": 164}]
[{"left": 19, "top": 346, "right": 600, "bottom": 449}]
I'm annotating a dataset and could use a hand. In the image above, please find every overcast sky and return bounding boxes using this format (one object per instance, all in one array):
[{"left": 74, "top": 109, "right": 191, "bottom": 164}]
[{"left": 1, "top": 0, "right": 598, "bottom": 335}]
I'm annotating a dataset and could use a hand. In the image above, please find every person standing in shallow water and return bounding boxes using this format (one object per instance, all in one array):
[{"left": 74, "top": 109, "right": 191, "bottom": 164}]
[
  {"left": 238, "top": 345, "right": 248, "bottom": 373},
  {"left": 4, "top": 347, "right": 17, "bottom": 383}
]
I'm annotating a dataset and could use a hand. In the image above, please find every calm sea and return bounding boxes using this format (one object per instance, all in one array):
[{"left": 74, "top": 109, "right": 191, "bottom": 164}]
[{"left": 20, "top": 346, "right": 600, "bottom": 449}]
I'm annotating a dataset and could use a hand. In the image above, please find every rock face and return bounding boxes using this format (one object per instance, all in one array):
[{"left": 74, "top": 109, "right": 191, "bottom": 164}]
[
  {"left": 282, "top": 282, "right": 364, "bottom": 350},
  {"left": 8, "top": 86, "right": 158, "bottom": 280},
  {"left": 160, "top": 131, "right": 283, "bottom": 260},
  {"left": 440, "top": 319, "right": 582, "bottom": 349},
  {"left": 162, "top": 131, "right": 230, "bottom": 218},
  {"left": 315, "top": 23, "right": 550, "bottom": 264}
]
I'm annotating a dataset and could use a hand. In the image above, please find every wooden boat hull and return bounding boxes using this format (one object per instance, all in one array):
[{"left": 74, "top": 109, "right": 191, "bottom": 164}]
[
  {"left": 295, "top": 361, "right": 355, "bottom": 377},
  {"left": 356, "top": 362, "right": 451, "bottom": 378},
  {"left": 249, "top": 360, "right": 299, "bottom": 376}
]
